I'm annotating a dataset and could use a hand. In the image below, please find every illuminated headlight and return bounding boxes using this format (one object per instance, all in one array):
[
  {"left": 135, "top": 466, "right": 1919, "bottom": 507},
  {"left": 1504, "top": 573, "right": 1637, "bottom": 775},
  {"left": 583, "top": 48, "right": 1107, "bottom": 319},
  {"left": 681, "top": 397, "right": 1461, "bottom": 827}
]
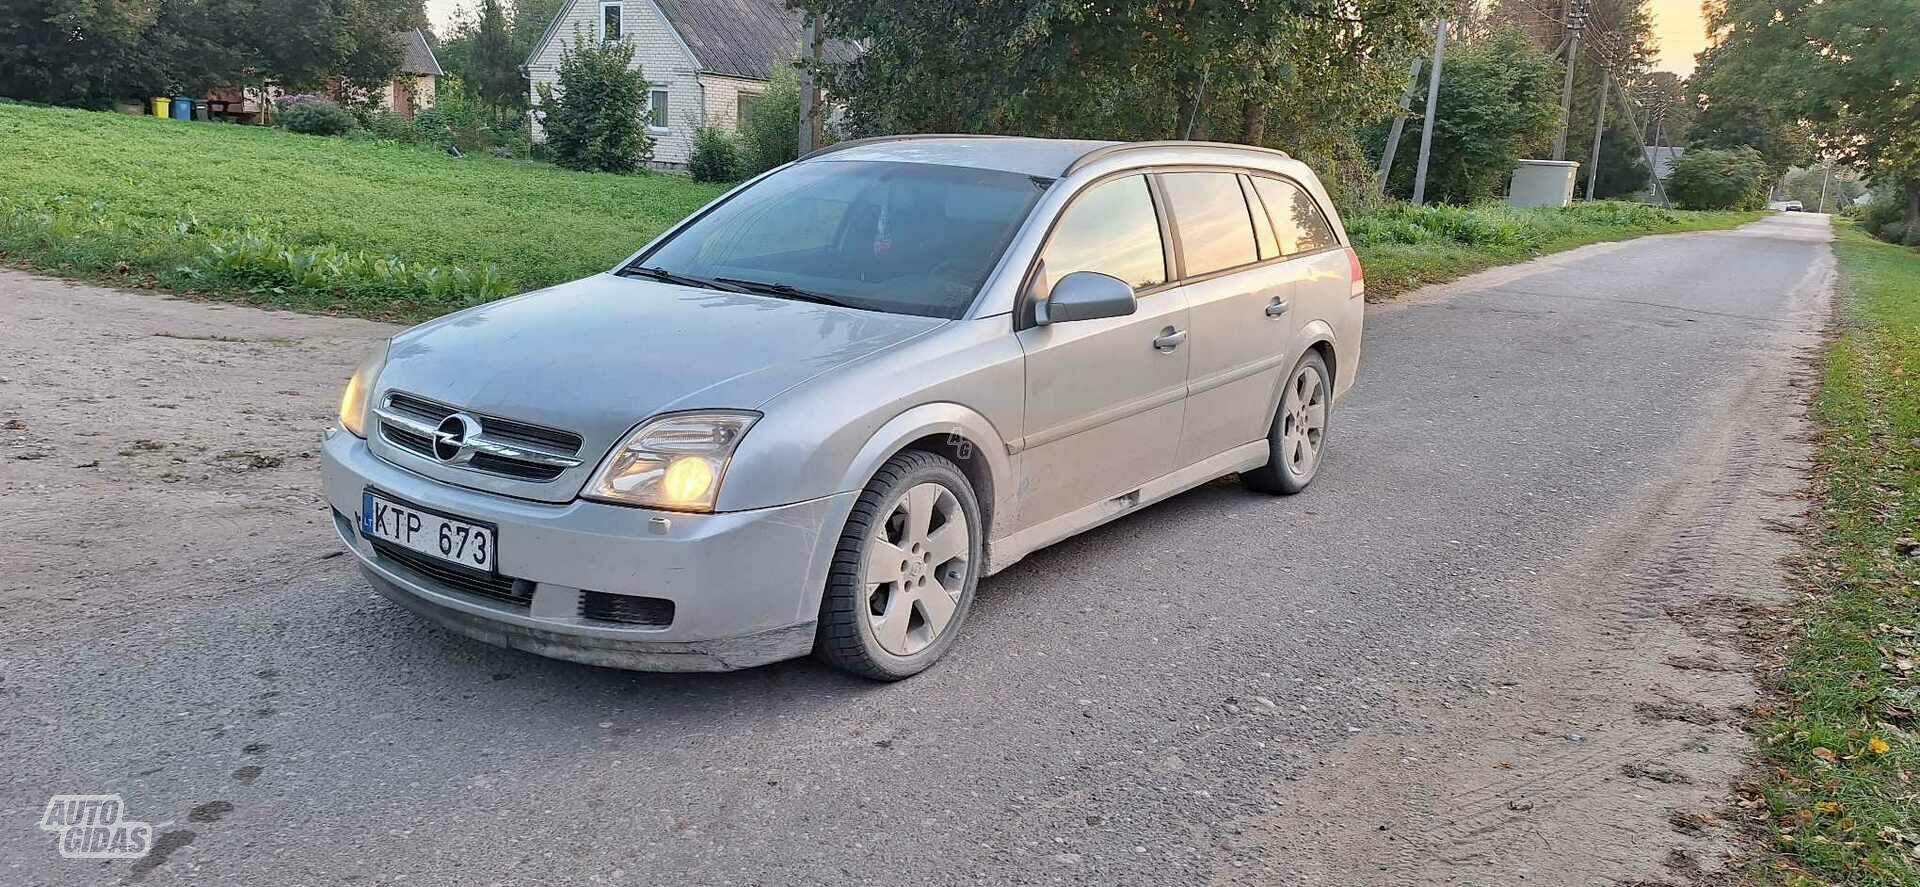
[
  {"left": 338, "top": 342, "right": 390, "bottom": 438},
  {"left": 585, "top": 412, "right": 759, "bottom": 513}
]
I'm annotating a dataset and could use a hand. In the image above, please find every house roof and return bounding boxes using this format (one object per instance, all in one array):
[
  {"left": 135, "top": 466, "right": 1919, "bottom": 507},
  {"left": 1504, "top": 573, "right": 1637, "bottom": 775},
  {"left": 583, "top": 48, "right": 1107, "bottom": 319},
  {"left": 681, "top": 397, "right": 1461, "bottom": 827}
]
[
  {"left": 396, "top": 28, "right": 444, "bottom": 76},
  {"left": 1644, "top": 145, "right": 1684, "bottom": 180},
  {"left": 652, "top": 0, "right": 855, "bottom": 80},
  {"left": 526, "top": 0, "right": 856, "bottom": 81}
]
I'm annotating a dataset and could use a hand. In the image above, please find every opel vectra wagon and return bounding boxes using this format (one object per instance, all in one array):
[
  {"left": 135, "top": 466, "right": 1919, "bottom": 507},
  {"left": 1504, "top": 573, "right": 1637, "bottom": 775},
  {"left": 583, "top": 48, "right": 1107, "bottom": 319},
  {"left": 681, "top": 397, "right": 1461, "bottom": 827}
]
[{"left": 323, "top": 136, "right": 1365, "bottom": 679}]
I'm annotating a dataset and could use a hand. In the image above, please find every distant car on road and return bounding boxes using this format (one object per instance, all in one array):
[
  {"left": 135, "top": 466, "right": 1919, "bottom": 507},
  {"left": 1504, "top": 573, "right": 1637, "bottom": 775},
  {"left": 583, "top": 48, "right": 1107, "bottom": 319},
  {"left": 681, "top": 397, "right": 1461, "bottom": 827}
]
[
  {"left": 1771, "top": 200, "right": 1804, "bottom": 212},
  {"left": 323, "top": 137, "right": 1365, "bottom": 679}
]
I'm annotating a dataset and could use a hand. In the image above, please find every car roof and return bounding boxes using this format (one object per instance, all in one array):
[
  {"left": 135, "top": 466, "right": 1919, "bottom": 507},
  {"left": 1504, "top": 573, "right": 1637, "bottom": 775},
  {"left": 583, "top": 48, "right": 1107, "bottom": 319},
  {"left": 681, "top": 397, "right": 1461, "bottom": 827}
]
[
  {"left": 802, "top": 135, "right": 1300, "bottom": 181},
  {"left": 804, "top": 136, "right": 1119, "bottom": 178}
]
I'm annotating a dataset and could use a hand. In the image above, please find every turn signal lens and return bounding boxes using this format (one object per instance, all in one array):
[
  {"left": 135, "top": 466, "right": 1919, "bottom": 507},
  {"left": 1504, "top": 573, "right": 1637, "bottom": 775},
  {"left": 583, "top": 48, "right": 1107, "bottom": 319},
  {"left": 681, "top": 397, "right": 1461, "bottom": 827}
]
[{"left": 585, "top": 412, "right": 759, "bottom": 513}]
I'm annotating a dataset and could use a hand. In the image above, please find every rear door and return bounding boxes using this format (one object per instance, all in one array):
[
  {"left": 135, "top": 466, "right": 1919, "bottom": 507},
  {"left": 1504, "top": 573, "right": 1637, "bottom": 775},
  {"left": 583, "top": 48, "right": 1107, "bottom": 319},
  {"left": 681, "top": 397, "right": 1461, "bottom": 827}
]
[
  {"left": 1247, "top": 175, "right": 1350, "bottom": 358},
  {"left": 1014, "top": 174, "right": 1190, "bottom": 530},
  {"left": 1161, "top": 171, "right": 1305, "bottom": 467}
]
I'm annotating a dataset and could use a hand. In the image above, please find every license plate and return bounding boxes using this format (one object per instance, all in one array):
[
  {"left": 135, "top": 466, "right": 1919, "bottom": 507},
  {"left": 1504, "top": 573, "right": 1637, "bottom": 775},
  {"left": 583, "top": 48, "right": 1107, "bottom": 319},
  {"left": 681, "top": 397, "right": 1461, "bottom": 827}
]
[{"left": 361, "top": 490, "right": 495, "bottom": 572}]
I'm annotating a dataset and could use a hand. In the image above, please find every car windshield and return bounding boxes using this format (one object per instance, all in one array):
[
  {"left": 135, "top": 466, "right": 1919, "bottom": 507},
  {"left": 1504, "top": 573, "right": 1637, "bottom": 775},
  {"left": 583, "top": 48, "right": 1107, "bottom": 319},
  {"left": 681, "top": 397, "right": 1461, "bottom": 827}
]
[{"left": 632, "top": 160, "right": 1052, "bottom": 319}]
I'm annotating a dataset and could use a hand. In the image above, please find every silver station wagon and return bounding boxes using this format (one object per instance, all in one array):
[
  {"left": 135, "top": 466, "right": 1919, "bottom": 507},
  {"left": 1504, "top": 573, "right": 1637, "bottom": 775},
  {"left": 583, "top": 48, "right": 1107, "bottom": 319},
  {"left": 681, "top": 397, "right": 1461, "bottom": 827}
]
[{"left": 323, "top": 136, "right": 1365, "bottom": 679}]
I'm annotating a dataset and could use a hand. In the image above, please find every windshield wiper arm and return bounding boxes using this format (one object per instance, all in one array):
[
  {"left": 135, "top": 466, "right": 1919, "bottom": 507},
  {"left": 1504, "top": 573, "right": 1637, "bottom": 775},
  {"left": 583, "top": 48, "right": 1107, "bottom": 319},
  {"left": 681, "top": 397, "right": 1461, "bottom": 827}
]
[
  {"left": 617, "top": 264, "right": 745, "bottom": 293},
  {"left": 714, "top": 277, "right": 857, "bottom": 309}
]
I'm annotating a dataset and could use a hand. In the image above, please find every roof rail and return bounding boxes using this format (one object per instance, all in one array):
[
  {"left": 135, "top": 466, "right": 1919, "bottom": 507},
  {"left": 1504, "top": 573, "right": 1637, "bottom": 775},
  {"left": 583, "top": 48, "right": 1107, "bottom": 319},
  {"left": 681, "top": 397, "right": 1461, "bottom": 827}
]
[
  {"left": 796, "top": 133, "right": 1016, "bottom": 162},
  {"left": 1064, "top": 140, "right": 1292, "bottom": 176}
]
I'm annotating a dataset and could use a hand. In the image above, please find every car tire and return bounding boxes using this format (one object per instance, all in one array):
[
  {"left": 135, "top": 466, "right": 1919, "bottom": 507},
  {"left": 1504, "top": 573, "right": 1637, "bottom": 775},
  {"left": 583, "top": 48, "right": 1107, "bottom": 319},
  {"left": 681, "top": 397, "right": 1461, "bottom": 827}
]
[
  {"left": 1244, "top": 350, "right": 1332, "bottom": 496},
  {"left": 814, "top": 449, "right": 983, "bottom": 680}
]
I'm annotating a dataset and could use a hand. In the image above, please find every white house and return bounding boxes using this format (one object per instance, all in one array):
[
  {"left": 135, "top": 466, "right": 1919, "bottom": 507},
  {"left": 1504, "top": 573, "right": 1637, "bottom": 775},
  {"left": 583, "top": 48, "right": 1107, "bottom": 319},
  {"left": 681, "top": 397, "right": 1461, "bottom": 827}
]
[{"left": 524, "top": 0, "right": 851, "bottom": 166}]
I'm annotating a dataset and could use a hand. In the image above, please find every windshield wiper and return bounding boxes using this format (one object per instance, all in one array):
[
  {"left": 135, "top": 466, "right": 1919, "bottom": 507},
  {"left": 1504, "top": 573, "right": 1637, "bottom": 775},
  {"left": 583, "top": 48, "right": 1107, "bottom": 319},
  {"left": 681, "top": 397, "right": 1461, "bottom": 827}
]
[
  {"left": 715, "top": 277, "right": 859, "bottom": 309},
  {"left": 617, "top": 264, "right": 745, "bottom": 293}
]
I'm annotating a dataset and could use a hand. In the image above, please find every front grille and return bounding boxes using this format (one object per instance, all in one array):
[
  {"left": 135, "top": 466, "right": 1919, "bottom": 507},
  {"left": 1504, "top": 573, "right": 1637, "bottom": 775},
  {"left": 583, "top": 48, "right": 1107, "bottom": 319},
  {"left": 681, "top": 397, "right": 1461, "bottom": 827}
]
[
  {"left": 370, "top": 540, "right": 535, "bottom": 609},
  {"left": 378, "top": 391, "right": 583, "bottom": 482},
  {"left": 578, "top": 591, "right": 675, "bottom": 628}
]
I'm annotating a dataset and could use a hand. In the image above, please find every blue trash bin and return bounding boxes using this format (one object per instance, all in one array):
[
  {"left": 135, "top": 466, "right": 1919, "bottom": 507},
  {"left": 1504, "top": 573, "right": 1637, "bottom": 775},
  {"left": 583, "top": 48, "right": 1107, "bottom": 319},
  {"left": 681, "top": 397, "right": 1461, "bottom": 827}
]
[{"left": 170, "top": 97, "right": 193, "bottom": 120}]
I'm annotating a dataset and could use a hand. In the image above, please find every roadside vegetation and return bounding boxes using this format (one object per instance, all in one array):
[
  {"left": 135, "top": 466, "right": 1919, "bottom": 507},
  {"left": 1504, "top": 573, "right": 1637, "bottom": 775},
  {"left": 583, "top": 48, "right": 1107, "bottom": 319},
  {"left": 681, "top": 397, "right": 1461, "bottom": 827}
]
[
  {"left": 0, "top": 102, "right": 724, "bottom": 318},
  {"left": 0, "top": 101, "right": 1758, "bottom": 318},
  {"left": 1756, "top": 224, "right": 1920, "bottom": 885}
]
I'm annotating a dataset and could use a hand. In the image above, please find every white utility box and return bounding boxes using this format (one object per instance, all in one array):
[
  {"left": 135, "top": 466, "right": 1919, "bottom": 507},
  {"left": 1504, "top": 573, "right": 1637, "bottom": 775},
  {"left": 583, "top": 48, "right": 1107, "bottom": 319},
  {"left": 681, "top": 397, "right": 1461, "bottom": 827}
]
[{"left": 1508, "top": 160, "right": 1580, "bottom": 208}]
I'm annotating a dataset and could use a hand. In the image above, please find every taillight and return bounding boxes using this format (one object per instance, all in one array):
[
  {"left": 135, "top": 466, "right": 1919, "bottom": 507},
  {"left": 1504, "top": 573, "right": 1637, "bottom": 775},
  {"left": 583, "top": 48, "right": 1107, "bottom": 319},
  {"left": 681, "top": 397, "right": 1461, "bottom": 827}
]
[{"left": 1346, "top": 246, "right": 1365, "bottom": 299}]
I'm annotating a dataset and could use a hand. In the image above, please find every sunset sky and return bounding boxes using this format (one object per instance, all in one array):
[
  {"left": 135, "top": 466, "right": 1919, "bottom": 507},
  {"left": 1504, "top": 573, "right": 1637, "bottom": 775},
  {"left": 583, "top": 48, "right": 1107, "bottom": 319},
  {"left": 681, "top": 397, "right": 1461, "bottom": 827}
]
[
  {"left": 1647, "top": 0, "right": 1711, "bottom": 75},
  {"left": 423, "top": 0, "right": 1716, "bottom": 76}
]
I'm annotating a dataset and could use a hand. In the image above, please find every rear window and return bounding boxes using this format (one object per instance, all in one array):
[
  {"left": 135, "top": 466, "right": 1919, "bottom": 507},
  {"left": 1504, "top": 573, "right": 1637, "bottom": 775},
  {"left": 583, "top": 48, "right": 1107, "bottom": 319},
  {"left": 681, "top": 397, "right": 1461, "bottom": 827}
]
[
  {"left": 1250, "top": 176, "right": 1339, "bottom": 255},
  {"left": 637, "top": 160, "right": 1051, "bottom": 318},
  {"left": 1158, "top": 172, "right": 1259, "bottom": 277}
]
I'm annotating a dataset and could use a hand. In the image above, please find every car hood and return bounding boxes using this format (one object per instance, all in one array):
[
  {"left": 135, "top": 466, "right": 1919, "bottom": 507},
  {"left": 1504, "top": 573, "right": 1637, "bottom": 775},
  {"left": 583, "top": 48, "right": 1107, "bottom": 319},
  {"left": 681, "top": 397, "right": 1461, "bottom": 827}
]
[{"left": 372, "top": 274, "right": 945, "bottom": 501}]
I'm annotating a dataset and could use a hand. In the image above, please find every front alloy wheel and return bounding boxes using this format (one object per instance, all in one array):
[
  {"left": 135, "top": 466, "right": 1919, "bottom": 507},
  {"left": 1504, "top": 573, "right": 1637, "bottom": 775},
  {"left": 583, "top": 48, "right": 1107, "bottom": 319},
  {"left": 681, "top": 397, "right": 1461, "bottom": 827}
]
[{"left": 816, "top": 450, "right": 982, "bottom": 679}]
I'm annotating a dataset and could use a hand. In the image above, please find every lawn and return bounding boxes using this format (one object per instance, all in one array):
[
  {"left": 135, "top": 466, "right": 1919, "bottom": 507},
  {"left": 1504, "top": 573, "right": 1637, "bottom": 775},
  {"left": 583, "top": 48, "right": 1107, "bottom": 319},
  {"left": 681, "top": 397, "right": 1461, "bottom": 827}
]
[
  {"left": 0, "top": 102, "right": 726, "bottom": 315},
  {"left": 0, "top": 102, "right": 1760, "bottom": 318},
  {"left": 1755, "top": 223, "right": 1920, "bottom": 885}
]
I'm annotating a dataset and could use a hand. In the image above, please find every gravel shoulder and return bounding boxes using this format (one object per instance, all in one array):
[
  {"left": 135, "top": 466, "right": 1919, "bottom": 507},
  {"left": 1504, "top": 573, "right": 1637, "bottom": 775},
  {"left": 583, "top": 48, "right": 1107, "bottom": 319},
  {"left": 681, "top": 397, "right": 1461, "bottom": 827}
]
[{"left": 0, "top": 215, "right": 1832, "bottom": 886}]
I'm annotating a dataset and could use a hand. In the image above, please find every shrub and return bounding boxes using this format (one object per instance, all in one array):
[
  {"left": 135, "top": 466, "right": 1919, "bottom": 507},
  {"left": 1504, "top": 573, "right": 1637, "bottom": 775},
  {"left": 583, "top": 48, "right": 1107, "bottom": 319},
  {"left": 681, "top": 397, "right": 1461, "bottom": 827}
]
[
  {"left": 364, "top": 109, "right": 417, "bottom": 143},
  {"left": 1384, "top": 28, "right": 1563, "bottom": 204},
  {"left": 535, "top": 32, "right": 652, "bottom": 173},
  {"left": 688, "top": 128, "right": 743, "bottom": 182},
  {"left": 279, "top": 100, "right": 355, "bottom": 136},
  {"left": 737, "top": 67, "right": 803, "bottom": 175},
  {"left": 1665, "top": 147, "right": 1771, "bottom": 211}
]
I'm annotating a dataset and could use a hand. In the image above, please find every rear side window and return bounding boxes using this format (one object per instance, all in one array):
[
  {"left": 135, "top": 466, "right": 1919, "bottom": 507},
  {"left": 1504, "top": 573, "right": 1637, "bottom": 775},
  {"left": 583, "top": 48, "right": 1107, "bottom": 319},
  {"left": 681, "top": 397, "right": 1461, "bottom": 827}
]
[
  {"left": 1158, "top": 171, "right": 1258, "bottom": 277},
  {"left": 1036, "top": 175, "right": 1167, "bottom": 293},
  {"left": 1250, "top": 176, "right": 1339, "bottom": 255}
]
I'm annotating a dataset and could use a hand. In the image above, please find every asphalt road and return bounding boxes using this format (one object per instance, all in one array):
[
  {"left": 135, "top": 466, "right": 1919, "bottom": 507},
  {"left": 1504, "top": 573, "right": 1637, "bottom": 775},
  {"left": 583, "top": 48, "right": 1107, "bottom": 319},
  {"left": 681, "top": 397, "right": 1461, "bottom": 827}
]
[{"left": 0, "top": 213, "right": 1833, "bottom": 885}]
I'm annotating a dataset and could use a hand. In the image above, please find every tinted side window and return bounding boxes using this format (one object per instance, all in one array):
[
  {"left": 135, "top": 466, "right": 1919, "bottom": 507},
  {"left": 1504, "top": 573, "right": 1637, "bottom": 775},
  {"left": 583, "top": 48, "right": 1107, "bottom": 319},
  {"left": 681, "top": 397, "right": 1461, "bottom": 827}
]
[
  {"left": 1251, "top": 177, "right": 1339, "bottom": 255},
  {"left": 1037, "top": 175, "right": 1167, "bottom": 293},
  {"left": 1159, "top": 172, "right": 1258, "bottom": 277}
]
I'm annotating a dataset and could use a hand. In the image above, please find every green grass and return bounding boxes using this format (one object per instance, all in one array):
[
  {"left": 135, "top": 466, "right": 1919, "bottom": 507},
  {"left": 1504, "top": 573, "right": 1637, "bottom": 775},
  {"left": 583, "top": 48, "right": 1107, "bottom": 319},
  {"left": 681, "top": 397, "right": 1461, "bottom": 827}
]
[
  {"left": 0, "top": 102, "right": 726, "bottom": 317},
  {"left": 1351, "top": 200, "right": 1766, "bottom": 299},
  {"left": 1756, "top": 223, "right": 1920, "bottom": 886},
  {"left": 0, "top": 101, "right": 1760, "bottom": 318}
]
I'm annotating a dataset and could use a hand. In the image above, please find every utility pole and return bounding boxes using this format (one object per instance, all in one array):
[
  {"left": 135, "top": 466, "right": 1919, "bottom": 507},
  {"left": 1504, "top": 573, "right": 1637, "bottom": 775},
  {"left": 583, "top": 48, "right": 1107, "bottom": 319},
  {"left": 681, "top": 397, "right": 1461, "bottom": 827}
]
[
  {"left": 1584, "top": 75, "right": 1608, "bottom": 200},
  {"left": 1551, "top": 0, "right": 1589, "bottom": 161},
  {"left": 797, "top": 14, "right": 822, "bottom": 155},
  {"left": 1606, "top": 72, "right": 1668, "bottom": 207},
  {"left": 1376, "top": 56, "right": 1424, "bottom": 195},
  {"left": 1818, "top": 159, "right": 1832, "bottom": 213},
  {"left": 1411, "top": 19, "right": 1448, "bottom": 205}
]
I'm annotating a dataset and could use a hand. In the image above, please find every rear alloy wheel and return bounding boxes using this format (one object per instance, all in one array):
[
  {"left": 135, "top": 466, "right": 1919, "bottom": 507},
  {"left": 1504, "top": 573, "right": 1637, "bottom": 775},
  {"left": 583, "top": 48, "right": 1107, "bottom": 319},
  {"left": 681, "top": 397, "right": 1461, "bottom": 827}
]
[
  {"left": 1244, "top": 351, "right": 1331, "bottom": 495},
  {"left": 816, "top": 450, "right": 981, "bottom": 680}
]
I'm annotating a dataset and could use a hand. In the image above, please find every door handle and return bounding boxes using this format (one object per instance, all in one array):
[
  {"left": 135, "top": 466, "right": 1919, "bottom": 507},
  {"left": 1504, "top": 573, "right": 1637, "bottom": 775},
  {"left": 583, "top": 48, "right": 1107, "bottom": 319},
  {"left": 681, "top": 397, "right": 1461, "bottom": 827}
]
[
  {"left": 1152, "top": 327, "right": 1187, "bottom": 352},
  {"left": 1265, "top": 298, "right": 1290, "bottom": 317}
]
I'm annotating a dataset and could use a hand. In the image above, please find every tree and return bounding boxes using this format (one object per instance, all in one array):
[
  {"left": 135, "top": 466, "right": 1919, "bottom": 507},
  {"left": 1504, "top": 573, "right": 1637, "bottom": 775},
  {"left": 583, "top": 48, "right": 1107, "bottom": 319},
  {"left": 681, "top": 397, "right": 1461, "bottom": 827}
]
[
  {"left": 736, "top": 66, "right": 802, "bottom": 175},
  {"left": 469, "top": 0, "right": 523, "bottom": 117},
  {"left": 1686, "top": 92, "right": 1813, "bottom": 176},
  {"left": 535, "top": 32, "right": 651, "bottom": 172},
  {"left": 796, "top": 0, "right": 1442, "bottom": 199},
  {"left": 1781, "top": 165, "right": 1866, "bottom": 212},
  {"left": 1692, "top": 0, "right": 1920, "bottom": 241},
  {"left": 1665, "top": 146, "right": 1769, "bottom": 210},
  {"left": 1383, "top": 28, "right": 1563, "bottom": 204}
]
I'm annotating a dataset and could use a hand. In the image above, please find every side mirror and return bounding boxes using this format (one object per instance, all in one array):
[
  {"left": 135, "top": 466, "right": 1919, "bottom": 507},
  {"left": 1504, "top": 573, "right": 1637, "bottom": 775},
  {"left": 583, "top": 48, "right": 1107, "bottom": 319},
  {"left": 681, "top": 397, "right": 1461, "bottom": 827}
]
[{"left": 1035, "top": 271, "right": 1137, "bottom": 325}]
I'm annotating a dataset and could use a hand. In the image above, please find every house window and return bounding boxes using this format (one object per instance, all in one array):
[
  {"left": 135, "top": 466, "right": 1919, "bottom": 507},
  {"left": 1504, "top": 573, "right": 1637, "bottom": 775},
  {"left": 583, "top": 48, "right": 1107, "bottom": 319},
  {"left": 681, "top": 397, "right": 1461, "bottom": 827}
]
[
  {"left": 599, "top": 2, "right": 622, "bottom": 41},
  {"left": 648, "top": 88, "right": 669, "bottom": 130},
  {"left": 736, "top": 92, "right": 761, "bottom": 125}
]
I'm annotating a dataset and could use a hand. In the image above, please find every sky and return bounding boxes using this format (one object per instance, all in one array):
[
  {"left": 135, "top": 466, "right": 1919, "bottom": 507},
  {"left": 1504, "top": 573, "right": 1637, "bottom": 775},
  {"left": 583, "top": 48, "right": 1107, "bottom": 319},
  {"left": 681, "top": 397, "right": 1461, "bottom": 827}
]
[
  {"left": 1647, "top": 0, "right": 1710, "bottom": 75},
  {"left": 421, "top": 0, "right": 1712, "bottom": 76}
]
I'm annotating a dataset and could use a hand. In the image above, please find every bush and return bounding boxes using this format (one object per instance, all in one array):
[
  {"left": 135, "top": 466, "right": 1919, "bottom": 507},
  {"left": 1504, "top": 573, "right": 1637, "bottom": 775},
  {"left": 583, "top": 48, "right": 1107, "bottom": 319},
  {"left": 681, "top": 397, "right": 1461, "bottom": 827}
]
[
  {"left": 688, "top": 128, "right": 743, "bottom": 182},
  {"left": 737, "top": 67, "right": 803, "bottom": 175},
  {"left": 279, "top": 100, "right": 355, "bottom": 136},
  {"left": 1384, "top": 29, "right": 1563, "bottom": 204},
  {"left": 535, "top": 33, "right": 652, "bottom": 173},
  {"left": 1665, "top": 147, "right": 1771, "bottom": 211}
]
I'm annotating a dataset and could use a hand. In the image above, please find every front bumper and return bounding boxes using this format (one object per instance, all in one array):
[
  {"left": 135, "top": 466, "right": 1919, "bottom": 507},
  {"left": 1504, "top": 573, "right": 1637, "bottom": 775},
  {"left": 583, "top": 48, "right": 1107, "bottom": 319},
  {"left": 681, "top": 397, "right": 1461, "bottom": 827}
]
[{"left": 320, "top": 429, "right": 856, "bottom": 671}]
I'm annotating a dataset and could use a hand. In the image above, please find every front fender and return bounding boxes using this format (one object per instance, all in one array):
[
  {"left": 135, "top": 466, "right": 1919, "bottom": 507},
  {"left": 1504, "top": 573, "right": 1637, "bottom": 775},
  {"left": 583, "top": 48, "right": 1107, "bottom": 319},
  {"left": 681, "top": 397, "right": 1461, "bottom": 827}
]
[{"left": 835, "top": 402, "right": 1015, "bottom": 527}]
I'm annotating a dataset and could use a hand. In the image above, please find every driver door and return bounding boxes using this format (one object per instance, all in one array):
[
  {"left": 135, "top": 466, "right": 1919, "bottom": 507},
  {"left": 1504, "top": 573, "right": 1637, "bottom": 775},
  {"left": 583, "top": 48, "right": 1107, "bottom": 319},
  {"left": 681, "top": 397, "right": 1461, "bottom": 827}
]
[{"left": 1014, "top": 174, "right": 1190, "bottom": 530}]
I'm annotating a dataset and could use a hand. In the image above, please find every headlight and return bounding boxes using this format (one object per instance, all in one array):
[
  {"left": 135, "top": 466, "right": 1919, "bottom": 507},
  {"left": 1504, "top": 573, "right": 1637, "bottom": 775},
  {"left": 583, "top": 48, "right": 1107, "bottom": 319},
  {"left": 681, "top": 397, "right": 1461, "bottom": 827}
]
[
  {"left": 338, "top": 343, "right": 389, "bottom": 438},
  {"left": 585, "top": 411, "right": 759, "bottom": 512}
]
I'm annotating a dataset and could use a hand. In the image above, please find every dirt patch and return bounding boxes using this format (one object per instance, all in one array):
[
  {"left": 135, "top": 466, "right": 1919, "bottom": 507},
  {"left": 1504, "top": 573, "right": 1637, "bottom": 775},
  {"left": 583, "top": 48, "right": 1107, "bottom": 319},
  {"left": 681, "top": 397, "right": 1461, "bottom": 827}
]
[{"left": 0, "top": 270, "right": 393, "bottom": 616}]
